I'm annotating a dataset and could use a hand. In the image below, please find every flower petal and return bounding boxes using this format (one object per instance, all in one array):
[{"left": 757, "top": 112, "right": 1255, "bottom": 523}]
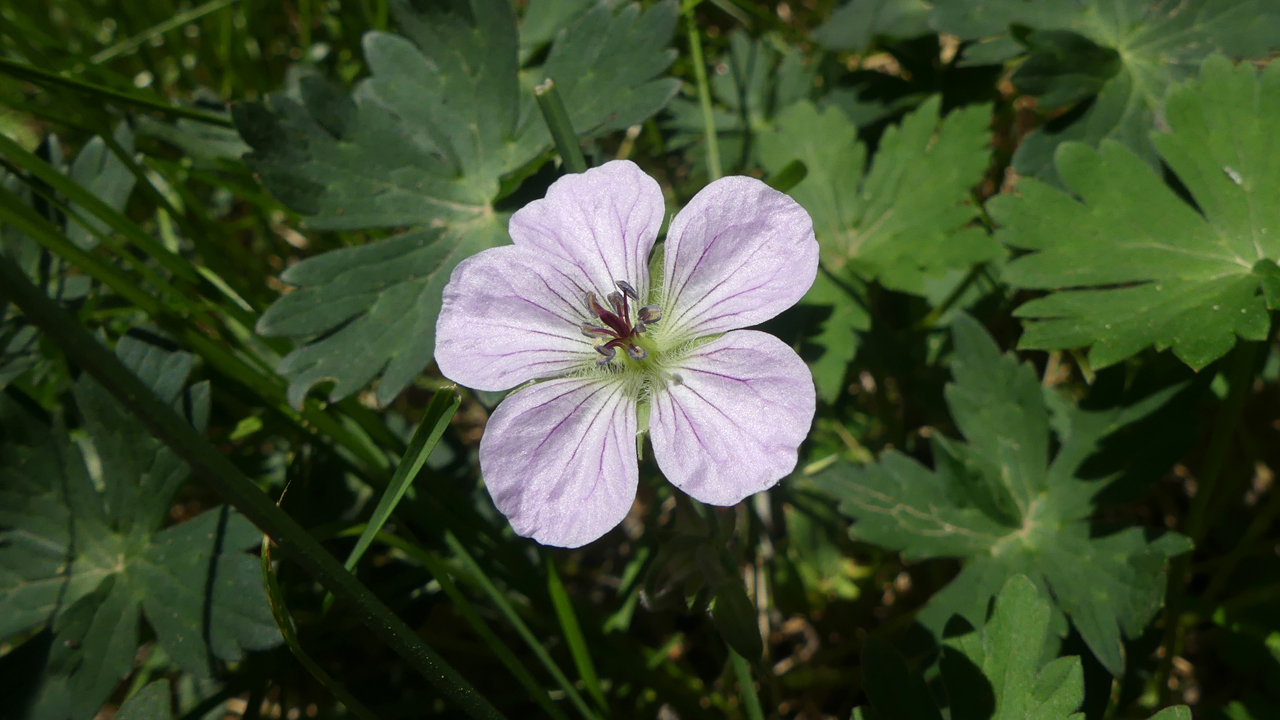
[
  {"left": 650, "top": 330, "right": 815, "bottom": 505},
  {"left": 660, "top": 176, "right": 817, "bottom": 340},
  {"left": 435, "top": 245, "right": 597, "bottom": 391},
  {"left": 480, "top": 377, "right": 639, "bottom": 548},
  {"left": 509, "top": 160, "right": 664, "bottom": 301}
]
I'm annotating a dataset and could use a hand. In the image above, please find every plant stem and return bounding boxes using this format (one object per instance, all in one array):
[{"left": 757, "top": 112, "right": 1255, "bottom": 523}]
[
  {"left": 1153, "top": 339, "right": 1259, "bottom": 703},
  {"left": 0, "top": 254, "right": 506, "bottom": 720},
  {"left": 916, "top": 263, "right": 986, "bottom": 330},
  {"left": 684, "top": 5, "right": 721, "bottom": 181},
  {"left": 534, "top": 79, "right": 588, "bottom": 174}
]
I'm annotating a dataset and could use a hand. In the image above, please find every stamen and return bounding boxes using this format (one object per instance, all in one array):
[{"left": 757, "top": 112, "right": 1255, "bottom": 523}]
[
  {"left": 581, "top": 323, "right": 613, "bottom": 339},
  {"left": 617, "top": 280, "right": 639, "bottom": 300},
  {"left": 595, "top": 345, "right": 616, "bottom": 365},
  {"left": 637, "top": 305, "right": 661, "bottom": 325},
  {"left": 587, "top": 291, "right": 609, "bottom": 318},
  {"left": 607, "top": 291, "right": 626, "bottom": 318},
  {"left": 626, "top": 345, "right": 647, "bottom": 361}
]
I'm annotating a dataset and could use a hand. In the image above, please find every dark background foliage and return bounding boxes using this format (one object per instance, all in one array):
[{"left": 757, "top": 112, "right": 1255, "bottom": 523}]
[{"left": 1, "top": 0, "right": 1279, "bottom": 719}]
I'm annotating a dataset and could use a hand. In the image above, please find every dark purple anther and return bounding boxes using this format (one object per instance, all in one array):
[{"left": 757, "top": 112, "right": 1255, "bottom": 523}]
[{"left": 583, "top": 281, "right": 657, "bottom": 365}]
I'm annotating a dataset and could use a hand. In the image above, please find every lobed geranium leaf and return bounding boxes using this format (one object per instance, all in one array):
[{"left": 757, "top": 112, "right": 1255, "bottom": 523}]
[
  {"left": 115, "top": 680, "right": 172, "bottom": 720},
  {"left": 0, "top": 335, "right": 280, "bottom": 719},
  {"left": 760, "top": 97, "right": 997, "bottom": 296},
  {"left": 237, "top": 0, "right": 679, "bottom": 407},
  {"left": 665, "top": 30, "right": 815, "bottom": 176},
  {"left": 943, "top": 575, "right": 1085, "bottom": 720},
  {"left": 800, "top": 272, "right": 870, "bottom": 403},
  {"left": 994, "top": 56, "right": 1280, "bottom": 371},
  {"left": 930, "top": 0, "right": 1280, "bottom": 180},
  {"left": 814, "top": 316, "right": 1191, "bottom": 675},
  {"left": 813, "top": 0, "right": 932, "bottom": 52}
]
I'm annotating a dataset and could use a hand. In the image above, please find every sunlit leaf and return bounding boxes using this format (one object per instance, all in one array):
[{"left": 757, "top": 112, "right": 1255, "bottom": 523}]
[
  {"left": 994, "top": 57, "right": 1280, "bottom": 370},
  {"left": 237, "top": 0, "right": 680, "bottom": 407},
  {"left": 814, "top": 316, "right": 1191, "bottom": 675},
  {"left": 930, "top": 0, "right": 1280, "bottom": 179},
  {"left": 760, "top": 97, "right": 996, "bottom": 295}
]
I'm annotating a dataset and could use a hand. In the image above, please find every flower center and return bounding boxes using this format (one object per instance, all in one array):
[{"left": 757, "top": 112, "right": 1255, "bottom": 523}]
[{"left": 580, "top": 280, "right": 662, "bottom": 366}]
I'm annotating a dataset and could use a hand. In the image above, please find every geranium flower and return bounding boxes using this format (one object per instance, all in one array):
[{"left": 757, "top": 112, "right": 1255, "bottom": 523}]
[{"left": 435, "top": 161, "right": 818, "bottom": 547}]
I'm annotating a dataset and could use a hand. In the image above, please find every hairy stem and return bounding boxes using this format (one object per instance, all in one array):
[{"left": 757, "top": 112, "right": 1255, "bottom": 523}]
[{"left": 535, "top": 79, "right": 588, "bottom": 174}]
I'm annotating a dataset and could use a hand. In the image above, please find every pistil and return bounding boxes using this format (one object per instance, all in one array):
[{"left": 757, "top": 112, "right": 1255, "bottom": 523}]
[{"left": 581, "top": 281, "right": 661, "bottom": 366}]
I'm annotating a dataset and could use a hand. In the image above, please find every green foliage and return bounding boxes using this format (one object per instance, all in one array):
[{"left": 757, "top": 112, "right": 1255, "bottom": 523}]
[
  {"left": 759, "top": 96, "right": 995, "bottom": 400},
  {"left": 813, "top": 0, "right": 931, "bottom": 52},
  {"left": 996, "top": 56, "right": 1280, "bottom": 370},
  {"left": 930, "top": 0, "right": 1280, "bottom": 179},
  {"left": 856, "top": 575, "right": 1194, "bottom": 720},
  {"left": 1, "top": 126, "right": 134, "bottom": 385},
  {"left": 665, "top": 29, "right": 815, "bottom": 176},
  {"left": 3, "top": 0, "right": 1278, "bottom": 717},
  {"left": 0, "top": 336, "right": 278, "bottom": 718},
  {"left": 235, "top": 0, "right": 680, "bottom": 407},
  {"left": 115, "top": 680, "right": 172, "bottom": 720},
  {"left": 815, "top": 316, "right": 1192, "bottom": 674},
  {"left": 761, "top": 97, "right": 996, "bottom": 294}
]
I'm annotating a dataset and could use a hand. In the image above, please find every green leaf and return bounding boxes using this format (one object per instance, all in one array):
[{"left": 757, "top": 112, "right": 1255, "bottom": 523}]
[
  {"left": 994, "top": 57, "right": 1280, "bottom": 371},
  {"left": 860, "top": 636, "right": 944, "bottom": 720},
  {"left": 942, "top": 575, "right": 1084, "bottom": 720},
  {"left": 930, "top": 0, "right": 1280, "bottom": 179},
  {"left": 813, "top": 0, "right": 932, "bottom": 52},
  {"left": 800, "top": 272, "right": 869, "bottom": 403},
  {"left": 115, "top": 680, "right": 172, "bottom": 720},
  {"left": 1009, "top": 29, "right": 1121, "bottom": 110},
  {"left": 665, "top": 30, "right": 815, "bottom": 175},
  {"left": 759, "top": 97, "right": 998, "bottom": 296},
  {"left": 1, "top": 128, "right": 136, "bottom": 385},
  {"left": 711, "top": 579, "right": 763, "bottom": 662},
  {"left": 239, "top": 0, "right": 679, "bottom": 407},
  {"left": 341, "top": 387, "right": 460, "bottom": 572},
  {"left": 813, "top": 316, "right": 1191, "bottom": 675},
  {"left": 547, "top": 562, "right": 606, "bottom": 711},
  {"left": 0, "top": 336, "right": 280, "bottom": 718}
]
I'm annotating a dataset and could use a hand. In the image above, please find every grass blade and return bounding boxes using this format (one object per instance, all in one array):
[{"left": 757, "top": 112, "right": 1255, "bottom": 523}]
[
  {"left": 342, "top": 387, "right": 460, "bottom": 572},
  {"left": 261, "top": 539, "right": 381, "bottom": 720},
  {"left": 354, "top": 529, "right": 571, "bottom": 720},
  {"left": 547, "top": 562, "right": 608, "bottom": 714},
  {"left": 445, "top": 533, "right": 600, "bottom": 720},
  {"left": 0, "top": 254, "right": 507, "bottom": 720},
  {"left": 0, "top": 57, "right": 234, "bottom": 127},
  {"left": 730, "top": 649, "right": 765, "bottom": 720},
  {"left": 91, "top": 0, "right": 242, "bottom": 64}
]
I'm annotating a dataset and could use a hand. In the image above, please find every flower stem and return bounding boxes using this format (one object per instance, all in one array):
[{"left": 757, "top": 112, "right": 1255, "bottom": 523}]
[
  {"left": 535, "top": 78, "right": 588, "bottom": 174},
  {"left": 0, "top": 253, "right": 506, "bottom": 720},
  {"left": 684, "top": 6, "right": 722, "bottom": 181}
]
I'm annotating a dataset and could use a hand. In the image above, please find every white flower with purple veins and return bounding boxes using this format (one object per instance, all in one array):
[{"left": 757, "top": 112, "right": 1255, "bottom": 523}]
[{"left": 435, "top": 160, "right": 818, "bottom": 547}]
